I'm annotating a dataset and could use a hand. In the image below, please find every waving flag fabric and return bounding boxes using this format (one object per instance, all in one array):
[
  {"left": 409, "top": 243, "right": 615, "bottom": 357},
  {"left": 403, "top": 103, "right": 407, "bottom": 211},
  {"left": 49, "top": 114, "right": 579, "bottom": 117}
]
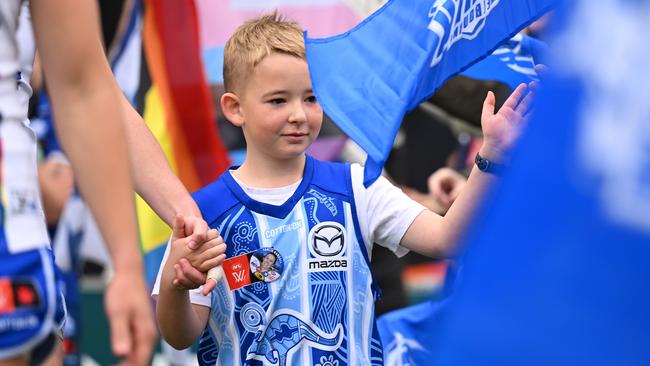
[
  {"left": 112, "top": 0, "right": 231, "bottom": 283},
  {"left": 306, "top": 0, "right": 555, "bottom": 186},
  {"left": 461, "top": 33, "right": 548, "bottom": 89},
  {"left": 427, "top": 0, "right": 650, "bottom": 364},
  {"left": 378, "top": 299, "right": 450, "bottom": 365},
  {"left": 377, "top": 263, "right": 460, "bottom": 366}
]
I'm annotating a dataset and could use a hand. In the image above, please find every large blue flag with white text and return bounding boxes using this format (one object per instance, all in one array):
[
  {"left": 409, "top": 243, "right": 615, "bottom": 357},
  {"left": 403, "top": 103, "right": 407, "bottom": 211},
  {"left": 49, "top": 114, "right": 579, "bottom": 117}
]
[
  {"left": 461, "top": 33, "right": 549, "bottom": 89},
  {"left": 306, "top": 0, "right": 556, "bottom": 185},
  {"left": 427, "top": 0, "right": 650, "bottom": 364}
]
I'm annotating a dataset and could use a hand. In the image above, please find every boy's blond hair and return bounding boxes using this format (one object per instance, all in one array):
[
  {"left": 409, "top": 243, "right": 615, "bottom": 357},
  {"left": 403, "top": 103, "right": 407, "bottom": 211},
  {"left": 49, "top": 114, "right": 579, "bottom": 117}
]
[{"left": 223, "top": 11, "right": 305, "bottom": 93}]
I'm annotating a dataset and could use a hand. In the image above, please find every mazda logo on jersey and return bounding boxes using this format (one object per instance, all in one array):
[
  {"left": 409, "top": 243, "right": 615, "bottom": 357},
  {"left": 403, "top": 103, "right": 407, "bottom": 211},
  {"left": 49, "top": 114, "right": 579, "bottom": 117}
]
[{"left": 309, "top": 222, "right": 345, "bottom": 258}]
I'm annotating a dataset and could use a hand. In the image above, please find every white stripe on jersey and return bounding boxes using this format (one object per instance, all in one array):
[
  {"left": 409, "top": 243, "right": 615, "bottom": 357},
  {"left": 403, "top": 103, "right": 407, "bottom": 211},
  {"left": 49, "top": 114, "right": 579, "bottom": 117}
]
[
  {"left": 354, "top": 197, "right": 373, "bottom": 363},
  {"left": 344, "top": 203, "right": 357, "bottom": 366},
  {"left": 295, "top": 202, "right": 311, "bottom": 365},
  {"left": 363, "top": 275, "right": 374, "bottom": 364},
  {"left": 1, "top": 120, "right": 50, "bottom": 253}
]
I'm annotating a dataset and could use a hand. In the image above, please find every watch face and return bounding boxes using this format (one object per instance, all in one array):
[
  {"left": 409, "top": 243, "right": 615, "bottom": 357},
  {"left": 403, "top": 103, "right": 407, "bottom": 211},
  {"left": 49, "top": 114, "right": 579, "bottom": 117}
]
[
  {"left": 478, "top": 160, "right": 488, "bottom": 170},
  {"left": 476, "top": 154, "right": 488, "bottom": 171}
]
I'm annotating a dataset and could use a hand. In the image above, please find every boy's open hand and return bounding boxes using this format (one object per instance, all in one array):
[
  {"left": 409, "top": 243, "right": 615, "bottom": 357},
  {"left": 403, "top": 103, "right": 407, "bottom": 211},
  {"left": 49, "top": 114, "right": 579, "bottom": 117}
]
[{"left": 479, "top": 82, "right": 536, "bottom": 162}]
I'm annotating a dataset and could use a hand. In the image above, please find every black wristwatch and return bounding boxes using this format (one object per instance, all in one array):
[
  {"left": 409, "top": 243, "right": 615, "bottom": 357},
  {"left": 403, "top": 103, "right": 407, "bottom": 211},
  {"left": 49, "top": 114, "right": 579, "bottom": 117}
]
[{"left": 475, "top": 152, "right": 505, "bottom": 175}]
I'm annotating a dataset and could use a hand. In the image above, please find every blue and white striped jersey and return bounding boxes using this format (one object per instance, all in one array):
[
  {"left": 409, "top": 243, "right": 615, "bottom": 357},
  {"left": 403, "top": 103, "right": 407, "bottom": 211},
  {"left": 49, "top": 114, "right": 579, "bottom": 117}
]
[
  {"left": 178, "top": 156, "right": 424, "bottom": 366},
  {"left": 0, "top": 3, "right": 62, "bottom": 359}
]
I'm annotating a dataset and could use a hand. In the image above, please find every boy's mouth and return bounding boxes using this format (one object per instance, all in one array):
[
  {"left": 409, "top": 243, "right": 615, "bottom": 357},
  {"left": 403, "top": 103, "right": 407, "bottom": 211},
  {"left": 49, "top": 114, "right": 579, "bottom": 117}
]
[
  {"left": 283, "top": 132, "right": 308, "bottom": 137},
  {"left": 282, "top": 132, "right": 309, "bottom": 143}
]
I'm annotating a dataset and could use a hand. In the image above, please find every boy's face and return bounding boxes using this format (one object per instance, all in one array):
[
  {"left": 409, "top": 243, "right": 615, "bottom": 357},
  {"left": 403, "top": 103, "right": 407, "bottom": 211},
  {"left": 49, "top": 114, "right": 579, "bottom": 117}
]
[{"left": 236, "top": 53, "right": 323, "bottom": 162}]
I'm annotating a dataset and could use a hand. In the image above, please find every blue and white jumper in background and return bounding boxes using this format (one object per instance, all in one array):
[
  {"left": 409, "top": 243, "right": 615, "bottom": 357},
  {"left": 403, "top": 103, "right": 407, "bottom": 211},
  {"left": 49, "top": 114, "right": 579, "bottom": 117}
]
[{"left": 0, "top": 0, "right": 63, "bottom": 360}]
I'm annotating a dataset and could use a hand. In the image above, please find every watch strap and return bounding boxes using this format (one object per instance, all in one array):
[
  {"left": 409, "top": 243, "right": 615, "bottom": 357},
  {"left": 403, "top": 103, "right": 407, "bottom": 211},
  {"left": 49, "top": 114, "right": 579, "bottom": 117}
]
[{"left": 475, "top": 152, "right": 505, "bottom": 175}]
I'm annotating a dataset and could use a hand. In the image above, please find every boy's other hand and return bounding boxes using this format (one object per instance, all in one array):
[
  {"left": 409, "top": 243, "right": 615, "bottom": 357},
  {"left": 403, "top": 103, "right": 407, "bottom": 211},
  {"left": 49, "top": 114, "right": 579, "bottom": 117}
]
[{"left": 479, "top": 82, "right": 536, "bottom": 162}]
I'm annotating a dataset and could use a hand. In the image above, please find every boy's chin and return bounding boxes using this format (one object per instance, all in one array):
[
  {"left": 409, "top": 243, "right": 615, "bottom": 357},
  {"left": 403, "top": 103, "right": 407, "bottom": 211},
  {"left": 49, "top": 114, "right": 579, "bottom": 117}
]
[{"left": 274, "top": 149, "right": 309, "bottom": 161}]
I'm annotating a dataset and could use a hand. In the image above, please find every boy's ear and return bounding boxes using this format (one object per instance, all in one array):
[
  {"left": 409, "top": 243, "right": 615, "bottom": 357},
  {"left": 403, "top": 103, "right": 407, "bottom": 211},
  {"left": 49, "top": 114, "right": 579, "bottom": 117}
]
[{"left": 221, "top": 92, "right": 244, "bottom": 127}]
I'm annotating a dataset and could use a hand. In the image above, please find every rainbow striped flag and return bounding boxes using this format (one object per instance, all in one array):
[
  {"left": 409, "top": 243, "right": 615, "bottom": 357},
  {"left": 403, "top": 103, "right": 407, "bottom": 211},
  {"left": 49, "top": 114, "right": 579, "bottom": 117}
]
[{"left": 113, "top": 0, "right": 231, "bottom": 284}]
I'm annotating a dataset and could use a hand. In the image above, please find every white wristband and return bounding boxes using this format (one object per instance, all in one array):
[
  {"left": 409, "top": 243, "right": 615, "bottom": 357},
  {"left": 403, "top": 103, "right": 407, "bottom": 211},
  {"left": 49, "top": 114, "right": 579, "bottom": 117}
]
[{"left": 207, "top": 266, "right": 223, "bottom": 282}]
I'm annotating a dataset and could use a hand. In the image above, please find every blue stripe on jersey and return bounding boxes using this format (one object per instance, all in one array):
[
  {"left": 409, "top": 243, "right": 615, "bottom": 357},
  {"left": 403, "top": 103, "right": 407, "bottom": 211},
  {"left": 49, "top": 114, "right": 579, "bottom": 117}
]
[
  {"left": 0, "top": 248, "right": 58, "bottom": 359},
  {"left": 193, "top": 156, "right": 383, "bottom": 366}
]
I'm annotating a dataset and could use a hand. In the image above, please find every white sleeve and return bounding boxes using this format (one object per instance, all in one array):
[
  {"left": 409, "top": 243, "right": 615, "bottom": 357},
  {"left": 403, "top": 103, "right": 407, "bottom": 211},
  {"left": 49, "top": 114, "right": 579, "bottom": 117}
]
[
  {"left": 151, "top": 239, "right": 212, "bottom": 308},
  {"left": 351, "top": 164, "right": 425, "bottom": 258}
]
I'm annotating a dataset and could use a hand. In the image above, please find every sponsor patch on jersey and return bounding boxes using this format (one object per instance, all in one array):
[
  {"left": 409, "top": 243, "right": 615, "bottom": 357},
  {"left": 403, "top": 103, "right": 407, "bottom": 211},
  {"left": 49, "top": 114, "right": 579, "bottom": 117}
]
[
  {"left": 0, "top": 278, "right": 41, "bottom": 314},
  {"left": 307, "top": 222, "right": 348, "bottom": 272},
  {"left": 222, "top": 248, "right": 284, "bottom": 291}
]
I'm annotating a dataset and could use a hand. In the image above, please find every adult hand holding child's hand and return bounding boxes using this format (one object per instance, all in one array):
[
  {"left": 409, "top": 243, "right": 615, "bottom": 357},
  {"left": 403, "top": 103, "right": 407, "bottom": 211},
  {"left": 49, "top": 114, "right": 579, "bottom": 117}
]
[{"left": 167, "top": 215, "right": 227, "bottom": 293}]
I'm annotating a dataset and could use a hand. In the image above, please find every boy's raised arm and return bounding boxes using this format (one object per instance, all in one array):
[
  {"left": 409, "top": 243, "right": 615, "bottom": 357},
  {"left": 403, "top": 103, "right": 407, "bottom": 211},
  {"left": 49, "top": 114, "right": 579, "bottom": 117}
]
[{"left": 400, "top": 83, "right": 535, "bottom": 258}]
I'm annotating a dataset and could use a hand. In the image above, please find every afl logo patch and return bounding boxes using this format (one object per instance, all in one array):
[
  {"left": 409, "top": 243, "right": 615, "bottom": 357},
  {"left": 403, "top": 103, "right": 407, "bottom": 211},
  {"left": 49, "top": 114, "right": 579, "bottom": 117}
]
[{"left": 309, "top": 222, "right": 346, "bottom": 258}]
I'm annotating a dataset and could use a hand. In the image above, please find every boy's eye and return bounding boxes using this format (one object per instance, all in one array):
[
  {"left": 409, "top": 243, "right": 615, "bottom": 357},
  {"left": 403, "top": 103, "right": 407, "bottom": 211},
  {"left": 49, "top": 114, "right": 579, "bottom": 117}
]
[
  {"left": 305, "top": 95, "right": 317, "bottom": 103},
  {"left": 269, "top": 98, "right": 286, "bottom": 105}
]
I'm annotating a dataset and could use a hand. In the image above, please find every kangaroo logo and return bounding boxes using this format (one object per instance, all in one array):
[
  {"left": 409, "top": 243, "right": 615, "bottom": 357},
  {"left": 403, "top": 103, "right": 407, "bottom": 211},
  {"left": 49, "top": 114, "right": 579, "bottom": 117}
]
[
  {"left": 246, "top": 309, "right": 343, "bottom": 366},
  {"left": 309, "top": 222, "right": 345, "bottom": 258}
]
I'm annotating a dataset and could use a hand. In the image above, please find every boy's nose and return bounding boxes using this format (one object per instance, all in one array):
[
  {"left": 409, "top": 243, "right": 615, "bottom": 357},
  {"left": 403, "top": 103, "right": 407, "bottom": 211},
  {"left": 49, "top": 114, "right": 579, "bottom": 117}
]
[{"left": 288, "top": 103, "right": 308, "bottom": 124}]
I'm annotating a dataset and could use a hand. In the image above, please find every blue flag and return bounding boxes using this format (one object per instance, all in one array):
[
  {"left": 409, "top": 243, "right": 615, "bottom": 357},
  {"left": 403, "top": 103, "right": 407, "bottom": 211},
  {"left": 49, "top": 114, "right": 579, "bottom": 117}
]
[
  {"left": 426, "top": 1, "right": 650, "bottom": 365},
  {"left": 461, "top": 33, "right": 549, "bottom": 89},
  {"left": 378, "top": 300, "right": 450, "bottom": 365},
  {"left": 306, "top": 0, "right": 556, "bottom": 186},
  {"left": 377, "top": 263, "right": 461, "bottom": 366}
]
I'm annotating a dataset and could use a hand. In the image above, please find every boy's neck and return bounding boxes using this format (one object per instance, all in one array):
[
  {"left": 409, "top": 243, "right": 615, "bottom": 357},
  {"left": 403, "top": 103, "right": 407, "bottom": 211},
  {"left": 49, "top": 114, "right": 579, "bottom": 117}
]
[{"left": 233, "top": 154, "right": 306, "bottom": 188}]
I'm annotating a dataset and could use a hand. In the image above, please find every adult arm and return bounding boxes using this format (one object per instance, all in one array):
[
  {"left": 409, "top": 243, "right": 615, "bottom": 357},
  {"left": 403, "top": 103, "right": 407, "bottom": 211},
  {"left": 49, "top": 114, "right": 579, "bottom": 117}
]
[
  {"left": 119, "top": 95, "right": 203, "bottom": 229},
  {"left": 30, "top": 0, "right": 156, "bottom": 363}
]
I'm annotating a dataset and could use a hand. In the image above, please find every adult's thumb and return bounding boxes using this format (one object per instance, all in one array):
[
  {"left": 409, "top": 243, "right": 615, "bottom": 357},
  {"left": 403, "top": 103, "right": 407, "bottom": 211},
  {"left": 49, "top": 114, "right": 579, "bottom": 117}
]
[{"left": 172, "top": 214, "right": 185, "bottom": 240}]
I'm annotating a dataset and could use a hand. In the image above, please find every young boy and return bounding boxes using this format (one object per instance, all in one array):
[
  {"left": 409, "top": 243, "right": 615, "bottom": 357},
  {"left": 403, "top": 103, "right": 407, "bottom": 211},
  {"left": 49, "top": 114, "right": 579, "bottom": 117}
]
[{"left": 155, "top": 12, "right": 532, "bottom": 366}]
